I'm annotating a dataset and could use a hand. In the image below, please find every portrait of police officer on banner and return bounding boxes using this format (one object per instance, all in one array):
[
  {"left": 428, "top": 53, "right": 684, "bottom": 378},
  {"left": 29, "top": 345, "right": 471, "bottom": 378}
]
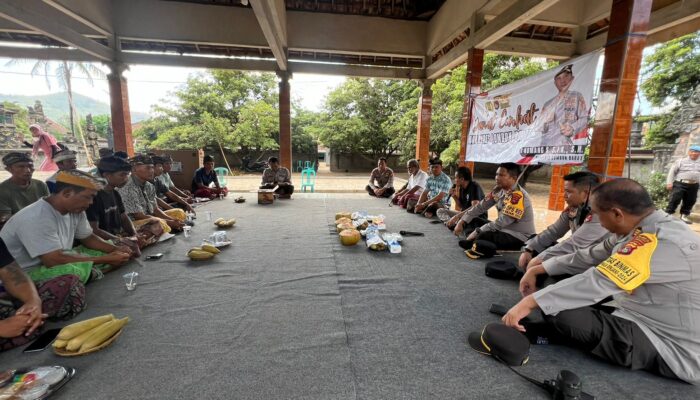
[{"left": 539, "top": 65, "right": 589, "bottom": 147}]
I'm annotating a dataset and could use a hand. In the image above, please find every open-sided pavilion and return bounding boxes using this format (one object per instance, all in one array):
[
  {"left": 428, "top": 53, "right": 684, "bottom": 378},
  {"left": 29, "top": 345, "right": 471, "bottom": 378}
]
[{"left": 2, "top": 0, "right": 700, "bottom": 210}]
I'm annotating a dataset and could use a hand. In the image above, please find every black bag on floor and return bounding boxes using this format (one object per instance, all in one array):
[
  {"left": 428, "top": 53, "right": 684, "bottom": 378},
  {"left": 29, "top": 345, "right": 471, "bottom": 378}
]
[{"left": 485, "top": 260, "right": 523, "bottom": 280}]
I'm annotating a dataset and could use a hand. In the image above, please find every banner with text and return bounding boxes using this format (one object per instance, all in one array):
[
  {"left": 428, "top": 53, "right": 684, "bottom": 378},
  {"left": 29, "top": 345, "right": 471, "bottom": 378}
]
[{"left": 466, "top": 52, "right": 600, "bottom": 165}]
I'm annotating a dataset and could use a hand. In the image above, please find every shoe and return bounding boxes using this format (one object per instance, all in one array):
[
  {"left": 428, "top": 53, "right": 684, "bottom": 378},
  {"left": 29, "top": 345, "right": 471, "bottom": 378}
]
[{"left": 681, "top": 215, "right": 693, "bottom": 224}]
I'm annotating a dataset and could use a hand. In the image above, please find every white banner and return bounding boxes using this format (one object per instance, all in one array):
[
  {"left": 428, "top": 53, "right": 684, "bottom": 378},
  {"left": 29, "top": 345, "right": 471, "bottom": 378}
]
[{"left": 466, "top": 52, "right": 600, "bottom": 165}]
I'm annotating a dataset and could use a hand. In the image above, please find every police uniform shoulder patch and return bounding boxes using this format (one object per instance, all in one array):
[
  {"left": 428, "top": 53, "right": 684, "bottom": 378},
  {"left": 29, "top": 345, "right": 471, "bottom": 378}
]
[
  {"left": 596, "top": 233, "right": 657, "bottom": 292},
  {"left": 502, "top": 190, "right": 525, "bottom": 220},
  {"left": 584, "top": 214, "right": 593, "bottom": 223}
]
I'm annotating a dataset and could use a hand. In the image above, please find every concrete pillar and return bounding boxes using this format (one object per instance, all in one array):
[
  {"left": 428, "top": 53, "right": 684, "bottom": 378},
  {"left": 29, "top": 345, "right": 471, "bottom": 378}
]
[
  {"left": 587, "top": 0, "right": 653, "bottom": 179},
  {"left": 107, "top": 63, "right": 134, "bottom": 157},
  {"left": 278, "top": 72, "right": 292, "bottom": 170},
  {"left": 459, "top": 48, "right": 484, "bottom": 172},
  {"left": 415, "top": 79, "right": 434, "bottom": 171}
]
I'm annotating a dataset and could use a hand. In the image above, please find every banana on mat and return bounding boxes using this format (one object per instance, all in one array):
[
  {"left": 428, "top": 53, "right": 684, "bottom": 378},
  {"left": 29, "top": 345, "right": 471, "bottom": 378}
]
[
  {"left": 52, "top": 339, "right": 68, "bottom": 349},
  {"left": 188, "top": 250, "right": 215, "bottom": 260},
  {"left": 201, "top": 244, "right": 220, "bottom": 254}
]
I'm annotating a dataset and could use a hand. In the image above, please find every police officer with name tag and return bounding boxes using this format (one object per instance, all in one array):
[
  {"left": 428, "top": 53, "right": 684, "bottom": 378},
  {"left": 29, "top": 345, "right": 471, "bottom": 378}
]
[
  {"left": 503, "top": 179, "right": 700, "bottom": 384},
  {"left": 665, "top": 145, "right": 700, "bottom": 224}
]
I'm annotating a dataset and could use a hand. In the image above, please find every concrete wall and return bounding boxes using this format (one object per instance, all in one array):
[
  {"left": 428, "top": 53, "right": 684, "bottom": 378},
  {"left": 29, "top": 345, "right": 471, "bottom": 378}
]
[{"left": 329, "top": 152, "right": 404, "bottom": 172}]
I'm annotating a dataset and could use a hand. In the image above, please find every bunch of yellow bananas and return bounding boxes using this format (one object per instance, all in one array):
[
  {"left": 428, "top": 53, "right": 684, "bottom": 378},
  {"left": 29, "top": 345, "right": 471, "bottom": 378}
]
[
  {"left": 53, "top": 314, "right": 129, "bottom": 353},
  {"left": 214, "top": 217, "right": 236, "bottom": 228},
  {"left": 187, "top": 244, "right": 220, "bottom": 260}
]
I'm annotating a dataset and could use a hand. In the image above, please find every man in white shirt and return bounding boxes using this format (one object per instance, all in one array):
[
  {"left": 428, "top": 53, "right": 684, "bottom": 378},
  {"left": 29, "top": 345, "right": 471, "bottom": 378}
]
[
  {"left": 391, "top": 159, "right": 428, "bottom": 212},
  {"left": 665, "top": 145, "right": 700, "bottom": 224}
]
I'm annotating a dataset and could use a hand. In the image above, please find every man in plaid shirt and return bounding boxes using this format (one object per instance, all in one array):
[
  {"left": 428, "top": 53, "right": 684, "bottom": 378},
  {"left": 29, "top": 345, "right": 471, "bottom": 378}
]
[{"left": 414, "top": 159, "right": 452, "bottom": 218}]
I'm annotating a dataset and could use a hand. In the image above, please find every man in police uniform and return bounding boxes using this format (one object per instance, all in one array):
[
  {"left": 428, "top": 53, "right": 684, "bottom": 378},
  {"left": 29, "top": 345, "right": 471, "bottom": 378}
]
[
  {"left": 518, "top": 171, "right": 609, "bottom": 271},
  {"left": 454, "top": 163, "right": 536, "bottom": 256},
  {"left": 665, "top": 144, "right": 700, "bottom": 224},
  {"left": 540, "top": 65, "right": 589, "bottom": 147},
  {"left": 503, "top": 179, "right": 700, "bottom": 383}
]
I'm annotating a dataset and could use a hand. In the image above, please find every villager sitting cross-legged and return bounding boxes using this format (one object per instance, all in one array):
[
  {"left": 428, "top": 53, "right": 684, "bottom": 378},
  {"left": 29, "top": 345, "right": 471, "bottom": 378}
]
[
  {"left": 157, "top": 153, "right": 193, "bottom": 202},
  {"left": 455, "top": 163, "right": 536, "bottom": 258},
  {"left": 152, "top": 154, "right": 195, "bottom": 213},
  {"left": 437, "top": 166, "right": 486, "bottom": 230},
  {"left": 0, "top": 170, "right": 132, "bottom": 284},
  {"left": 391, "top": 159, "right": 428, "bottom": 212},
  {"left": 260, "top": 156, "right": 294, "bottom": 198},
  {"left": 0, "top": 152, "right": 50, "bottom": 230},
  {"left": 191, "top": 155, "right": 227, "bottom": 199},
  {"left": 116, "top": 154, "right": 186, "bottom": 233},
  {"left": 88, "top": 156, "right": 167, "bottom": 256},
  {"left": 0, "top": 238, "right": 85, "bottom": 352},
  {"left": 413, "top": 159, "right": 452, "bottom": 218}
]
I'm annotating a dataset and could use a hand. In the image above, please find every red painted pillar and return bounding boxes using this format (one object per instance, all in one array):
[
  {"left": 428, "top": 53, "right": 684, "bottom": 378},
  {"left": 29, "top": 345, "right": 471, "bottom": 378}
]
[
  {"left": 459, "top": 48, "right": 484, "bottom": 172},
  {"left": 108, "top": 63, "right": 134, "bottom": 156},
  {"left": 587, "top": 0, "right": 652, "bottom": 179},
  {"left": 415, "top": 79, "right": 433, "bottom": 171},
  {"left": 278, "top": 72, "right": 292, "bottom": 171}
]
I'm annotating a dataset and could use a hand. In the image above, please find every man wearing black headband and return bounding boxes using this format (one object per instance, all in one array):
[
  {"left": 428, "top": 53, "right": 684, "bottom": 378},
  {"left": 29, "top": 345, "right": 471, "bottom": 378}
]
[{"left": 0, "top": 152, "right": 50, "bottom": 230}]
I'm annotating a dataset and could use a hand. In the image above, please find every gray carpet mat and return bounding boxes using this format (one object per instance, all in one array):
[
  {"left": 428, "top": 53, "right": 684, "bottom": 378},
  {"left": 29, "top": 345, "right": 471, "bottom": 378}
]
[{"left": 2, "top": 194, "right": 698, "bottom": 399}]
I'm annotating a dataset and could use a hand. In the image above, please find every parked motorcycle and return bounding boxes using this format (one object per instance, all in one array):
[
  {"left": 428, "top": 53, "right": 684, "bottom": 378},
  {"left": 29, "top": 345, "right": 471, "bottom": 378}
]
[{"left": 241, "top": 156, "right": 269, "bottom": 173}]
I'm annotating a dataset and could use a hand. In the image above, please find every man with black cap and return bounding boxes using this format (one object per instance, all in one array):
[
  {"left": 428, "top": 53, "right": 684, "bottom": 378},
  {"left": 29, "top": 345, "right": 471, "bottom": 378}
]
[
  {"left": 192, "top": 155, "right": 227, "bottom": 199},
  {"left": 665, "top": 144, "right": 700, "bottom": 224},
  {"left": 504, "top": 179, "right": 700, "bottom": 384},
  {"left": 540, "top": 64, "right": 589, "bottom": 147},
  {"left": 0, "top": 170, "right": 131, "bottom": 284},
  {"left": 116, "top": 154, "right": 185, "bottom": 233},
  {"left": 87, "top": 156, "right": 165, "bottom": 256},
  {"left": 454, "top": 162, "right": 535, "bottom": 258},
  {"left": 0, "top": 152, "right": 50, "bottom": 229},
  {"left": 157, "top": 153, "right": 193, "bottom": 201},
  {"left": 46, "top": 149, "right": 78, "bottom": 193},
  {"left": 518, "top": 171, "right": 609, "bottom": 271}
]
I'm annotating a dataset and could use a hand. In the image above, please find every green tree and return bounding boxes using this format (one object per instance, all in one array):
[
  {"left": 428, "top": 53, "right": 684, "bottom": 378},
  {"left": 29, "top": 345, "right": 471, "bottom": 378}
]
[
  {"left": 79, "top": 114, "right": 111, "bottom": 138},
  {"left": 638, "top": 32, "right": 700, "bottom": 145},
  {"left": 136, "top": 70, "right": 279, "bottom": 155},
  {"left": 640, "top": 32, "right": 700, "bottom": 107},
  {"left": 292, "top": 106, "right": 319, "bottom": 155},
  {"left": 315, "top": 78, "right": 419, "bottom": 161}
]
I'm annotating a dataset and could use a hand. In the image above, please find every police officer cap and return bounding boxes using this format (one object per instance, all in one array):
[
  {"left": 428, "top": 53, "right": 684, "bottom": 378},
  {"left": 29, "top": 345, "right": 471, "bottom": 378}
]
[
  {"left": 468, "top": 322, "right": 530, "bottom": 366},
  {"left": 690, "top": 145, "right": 700, "bottom": 152},
  {"left": 555, "top": 64, "right": 573, "bottom": 77},
  {"left": 97, "top": 156, "right": 132, "bottom": 173},
  {"left": 485, "top": 260, "right": 522, "bottom": 280},
  {"left": 151, "top": 154, "right": 168, "bottom": 165},
  {"left": 2, "top": 152, "right": 32, "bottom": 167},
  {"left": 465, "top": 240, "right": 498, "bottom": 259}
]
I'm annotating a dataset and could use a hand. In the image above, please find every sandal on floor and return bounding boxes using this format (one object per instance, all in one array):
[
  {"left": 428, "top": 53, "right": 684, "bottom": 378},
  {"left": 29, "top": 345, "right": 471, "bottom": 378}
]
[{"left": 234, "top": 196, "right": 246, "bottom": 203}]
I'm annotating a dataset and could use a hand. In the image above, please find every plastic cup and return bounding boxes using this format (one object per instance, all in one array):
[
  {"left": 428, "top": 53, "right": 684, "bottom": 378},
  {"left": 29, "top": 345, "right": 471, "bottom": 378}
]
[
  {"left": 123, "top": 272, "right": 139, "bottom": 291},
  {"left": 183, "top": 226, "right": 192, "bottom": 238}
]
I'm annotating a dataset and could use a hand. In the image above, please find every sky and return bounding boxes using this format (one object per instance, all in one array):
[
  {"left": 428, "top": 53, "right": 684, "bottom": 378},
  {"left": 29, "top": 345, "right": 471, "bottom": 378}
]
[
  {"left": 0, "top": 54, "right": 659, "bottom": 117},
  {"left": 0, "top": 57, "right": 345, "bottom": 114}
]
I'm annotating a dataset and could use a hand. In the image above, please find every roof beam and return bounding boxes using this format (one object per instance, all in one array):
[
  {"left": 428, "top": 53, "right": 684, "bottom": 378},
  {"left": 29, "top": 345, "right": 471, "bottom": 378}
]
[
  {"left": 250, "top": 0, "right": 287, "bottom": 70},
  {"left": 0, "top": 45, "right": 96, "bottom": 62},
  {"left": 42, "top": 0, "right": 111, "bottom": 37},
  {"left": 486, "top": 36, "right": 574, "bottom": 59},
  {"left": 426, "top": 0, "right": 561, "bottom": 79},
  {"left": 576, "top": 0, "right": 700, "bottom": 55},
  {"left": 0, "top": 0, "right": 112, "bottom": 61},
  {"left": 289, "top": 62, "right": 424, "bottom": 80}
]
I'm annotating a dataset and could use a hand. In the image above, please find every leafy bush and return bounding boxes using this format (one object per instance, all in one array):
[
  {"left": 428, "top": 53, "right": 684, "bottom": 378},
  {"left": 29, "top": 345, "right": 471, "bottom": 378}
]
[{"left": 643, "top": 172, "right": 670, "bottom": 209}]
